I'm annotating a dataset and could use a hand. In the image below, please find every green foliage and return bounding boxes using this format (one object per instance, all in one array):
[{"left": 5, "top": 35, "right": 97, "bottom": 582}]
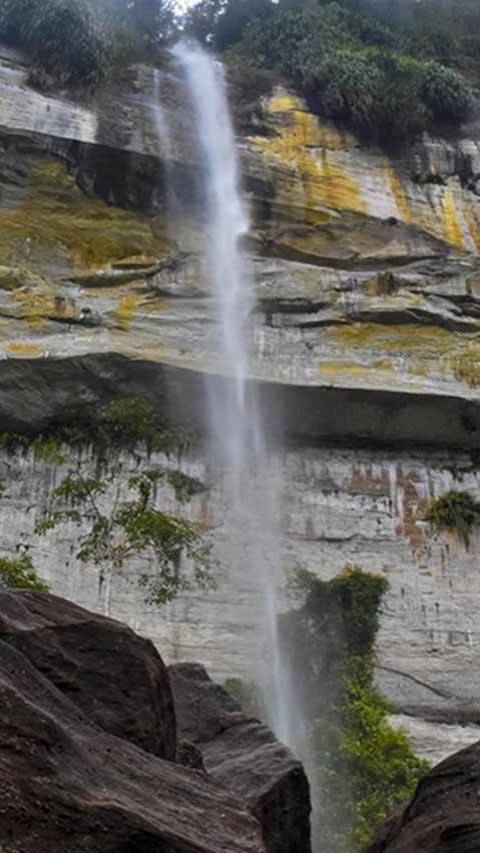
[
  {"left": 33, "top": 397, "right": 214, "bottom": 607},
  {"left": 0, "top": 0, "right": 110, "bottom": 88},
  {"left": 313, "top": 658, "right": 429, "bottom": 851},
  {"left": 32, "top": 435, "right": 67, "bottom": 465},
  {"left": 282, "top": 565, "right": 428, "bottom": 851},
  {"left": 0, "top": 554, "right": 49, "bottom": 592},
  {"left": 312, "top": 658, "right": 429, "bottom": 853},
  {"left": 0, "top": 0, "right": 175, "bottom": 89},
  {"left": 237, "top": 3, "right": 472, "bottom": 141},
  {"left": 183, "top": 0, "right": 272, "bottom": 49},
  {"left": 328, "top": 565, "right": 388, "bottom": 654},
  {"left": 282, "top": 565, "right": 388, "bottom": 717},
  {"left": 27, "top": 397, "right": 195, "bottom": 463},
  {"left": 87, "top": 0, "right": 176, "bottom": 62},
  {"left": 425, "top": 489, "right": 480, "bottom": 548}
]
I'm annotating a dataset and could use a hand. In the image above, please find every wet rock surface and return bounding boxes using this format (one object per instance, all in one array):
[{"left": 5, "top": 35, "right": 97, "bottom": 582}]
[
  {"left": 0, "top": 591, "right": 268, "bottom": 853},
  {"left": 169, "top": 662, "right": 312, "bottom": 853},
  {"left": 0, "top": 590, "right": 176, "bottom": 759},
  {"left": 365, "top": 739, "right": 480, "bottom": 853}
]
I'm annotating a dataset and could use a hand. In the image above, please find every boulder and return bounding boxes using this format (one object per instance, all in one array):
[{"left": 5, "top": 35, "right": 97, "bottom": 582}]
[
  {"left": 169, "top": 662, "right": 312, "bottom": 853},
  {"left": 0, "top": 644, "right": 265, "bottom": 853},
  {"left": 0, "top": 590, "right": 176, "bottom": 759},
  {"left": 364, "top": 740, "right": 480, "bottom": 852},
  {"left": 0, "top": 591, "right": 266, "bottom": 853}
]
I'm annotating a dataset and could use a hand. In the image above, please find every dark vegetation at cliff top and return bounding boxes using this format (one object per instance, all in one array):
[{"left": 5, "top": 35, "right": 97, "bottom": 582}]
[
  {"left": 192, "top": 0, "right": 475, "bottom": 143},
  {"left": 0, "top": 0, "right": 477, "bottom": 138},
  {"left": 0, "top": 0, "right": 175, "bottom": 88}
]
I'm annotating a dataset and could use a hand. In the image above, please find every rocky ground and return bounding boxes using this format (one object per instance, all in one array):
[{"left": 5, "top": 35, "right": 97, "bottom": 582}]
[{"left": 0, "top": 590, "right": 311, "bottom": 853}]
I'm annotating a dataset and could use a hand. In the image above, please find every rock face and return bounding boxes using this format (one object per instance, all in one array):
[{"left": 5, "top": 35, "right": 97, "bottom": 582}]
[
  {"left": 0, "top": 590, "right": 269, "bottom": 853},
  {"left": 2, "top": 41, "right": 480, "bottom": 761},
  {"left": 169, "top": 663, "right": 312, "bottom": 853},
  {"left": 389, "top": 715, "right": 480, "bottom": 767},
  {"left": 0, "top": 589, "right": 177, "bottom": 759},
  {"left": 365, "top": 739, "right": 480, "bottom": 852}
]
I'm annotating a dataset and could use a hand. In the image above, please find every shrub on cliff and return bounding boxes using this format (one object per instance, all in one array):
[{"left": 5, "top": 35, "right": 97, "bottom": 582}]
[
  {"left": 281, "top": 566, "right": 429, "bottom": 851},
  {"left": 0, "top": 554, "right": 49, "bottom": 591},
  {"left": 426, "top": 490, "right": 480, "bottom": 548},
  {"left": 183, "top": 0, "right": 273, "bottom": 49},
  {"left": 0, "top": 0, "right": 175, "bottom": 89},
  {"left": 33, "top": 397, "right": 216, "bottom": 607},
  {"left": 236, "top": 3, "right": 472, "bottom": 142},
  {"left": 0, "top": 0, "right": 110, "bottom": 88}
]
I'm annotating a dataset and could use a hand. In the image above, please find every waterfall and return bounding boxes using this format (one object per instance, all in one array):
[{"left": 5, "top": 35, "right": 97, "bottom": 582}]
[
  {"left": 172, "top": 42, "right": 294, "bottom": 746},
  {"left": 151, "top": 67, "right": 176, "bottom": 224},
  {"left": 152, "top": 67, "right": 172, "bottom": 160}
]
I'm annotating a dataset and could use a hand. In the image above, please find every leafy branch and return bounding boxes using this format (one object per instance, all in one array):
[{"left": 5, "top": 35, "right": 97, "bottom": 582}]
[{"left": 35, "top": 460, "right": 215, "bottom": 605}]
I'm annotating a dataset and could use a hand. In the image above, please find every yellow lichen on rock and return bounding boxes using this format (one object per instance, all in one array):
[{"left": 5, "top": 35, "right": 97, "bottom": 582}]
[
  {"left": 0, "top": 266, "right": 49, "bottom": 291},
  {"left": 320, "top": 322, "right": 480, "bottom": 391},
  {"left": 0, "top": 161, "right": 169, "bottom": 272},
  {"left": 460, "top": 201, "right": 480, "bottom": 252},
  {"left": 251, "top": 94, "right": 366, "bottom": 217},
  {"left": 324, "top": 323, "right": 461, "bottom": 355},
  {"left": 441, "top": 188, "right": 464, "bottom": 248},
  {"left": 450, "top": 345, "right": 480, "bottom": 387},
  {"left": 385, "top": 165, "right": 412, "bottom": 225},
  {"left": 5, "top": 341, "right": 43, "bottom": 357},
  {"left": 115, "top": 293, "right": 141, "bottom": 331},
  {"left": 318, "top": 359, "right": 395, "bottom": 379},
  {"left": 10, "top": 284, "right": 56, "bottom": 329},
  {"left": 250, "top": 91, "right": 479, "bottom": 252}
]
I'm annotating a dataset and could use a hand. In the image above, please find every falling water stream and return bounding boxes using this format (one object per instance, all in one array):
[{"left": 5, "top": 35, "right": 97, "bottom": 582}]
[{"left": 172, "top": 43, "right": 295, "bottom": 746}]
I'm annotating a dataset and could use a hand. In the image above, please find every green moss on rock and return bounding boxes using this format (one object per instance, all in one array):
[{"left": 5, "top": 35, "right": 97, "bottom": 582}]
[
  {"left": 0, "top": 161, "right": 169, "bottom": 272},
  {"left": 426, "top": 490, "right": 480, "bottom": 548}
]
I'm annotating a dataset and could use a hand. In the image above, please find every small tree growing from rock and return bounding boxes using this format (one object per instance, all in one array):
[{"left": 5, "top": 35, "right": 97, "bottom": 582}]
[
  {"left": 34, "top": 397, "right": 216, "bottom": 605},
  {"left": 425, "top": 489, "right": 480, "bottom": 549},
  {"left": 0, "top": 553, "right": 49, "bottom": 591}
]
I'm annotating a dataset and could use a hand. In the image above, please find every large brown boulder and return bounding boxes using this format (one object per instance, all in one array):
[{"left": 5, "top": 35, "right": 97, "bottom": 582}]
[
  {"left": 169, "top": 662, "right": 312, "bottom": 853},
  {"left": 0, "top": 591, "right": 266, "bottom": 853},
  {"left": 0, "top": 590, "right": 176, "bottom": 759},
  {"left": 365, "top": 740, "right": 480, "bottom": 852}
]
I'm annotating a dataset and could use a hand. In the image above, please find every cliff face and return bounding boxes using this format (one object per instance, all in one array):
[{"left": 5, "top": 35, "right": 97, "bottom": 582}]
[{"left": 1, "top": 45, "right": 480, "bottom": 762}]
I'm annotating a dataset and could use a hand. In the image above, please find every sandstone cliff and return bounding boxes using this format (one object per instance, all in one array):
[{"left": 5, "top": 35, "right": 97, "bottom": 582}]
[{"left": 1, "top": 44, "right": 480, "bottom": 761}]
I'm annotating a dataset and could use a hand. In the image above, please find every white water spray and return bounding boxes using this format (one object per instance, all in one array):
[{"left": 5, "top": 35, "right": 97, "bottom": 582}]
[
  {"left": 151, "top": 67, "right": 178, "bottom": 228},
  {"left": 152, "top": 67, "right": 172, "bottom": 159},
  {"left": 173, "top": 42, "right": 294, "bottom": 745}
]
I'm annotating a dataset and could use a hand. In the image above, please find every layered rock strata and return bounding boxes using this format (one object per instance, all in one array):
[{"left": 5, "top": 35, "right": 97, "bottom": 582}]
[{"left": 1, "top": 43, "right": 480, "bottom": 761}]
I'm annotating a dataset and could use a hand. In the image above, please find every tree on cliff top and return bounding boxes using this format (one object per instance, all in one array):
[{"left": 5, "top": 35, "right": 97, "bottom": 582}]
[
  {"left": 183, "top": 0, "right": 272, "bottom": 49},
  {"left": 234, "top": 2, "right": 472, "bottom": 142},
  {"left": 0, "top": 0, "right": 109, "bottom": 87},
  {"left": 0, "top": 0, "right": 174, "bottom": 88}
]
